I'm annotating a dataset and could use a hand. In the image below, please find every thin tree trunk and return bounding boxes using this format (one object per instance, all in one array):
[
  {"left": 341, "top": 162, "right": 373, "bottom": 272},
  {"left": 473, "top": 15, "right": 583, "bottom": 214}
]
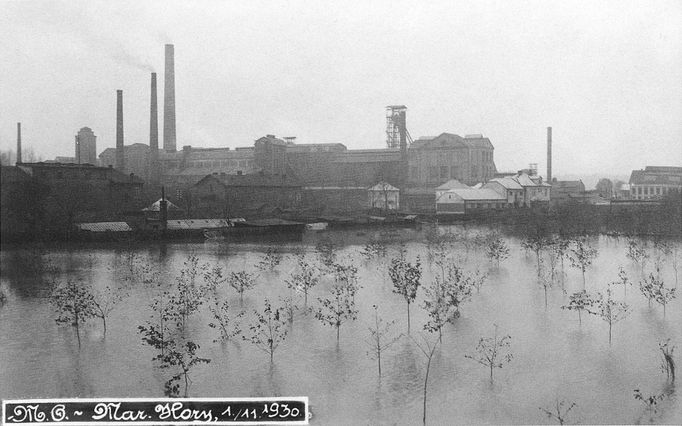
[
  {"left": 407, "top": 301, "right": 411, "bottom": 333},
  {"left": 544, "top": 287, "right": 548, "bottom": 309},
  {"left": 423, "top": 353, "right": 432, "bottom": 425},
  {"left": 378, "top": 348, "right": 382, "bottom": 377},
  {"left": 184, "top": 371, "right": 189, "bottom": 398},
  {"left": 608, "top": 321, "right": 612, "bottom": 345},
  {"left": 102, "top": 315, "right": 107, "bottom": 336}
]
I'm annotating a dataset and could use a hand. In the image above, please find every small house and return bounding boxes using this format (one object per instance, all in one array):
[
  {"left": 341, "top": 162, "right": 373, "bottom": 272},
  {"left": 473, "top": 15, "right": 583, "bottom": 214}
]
[
  {"left": 436, "top": 188, "right": 506, "bottom": 214},
  {"left": 368, "top": 181, "right": 400, "bottom": 211}
]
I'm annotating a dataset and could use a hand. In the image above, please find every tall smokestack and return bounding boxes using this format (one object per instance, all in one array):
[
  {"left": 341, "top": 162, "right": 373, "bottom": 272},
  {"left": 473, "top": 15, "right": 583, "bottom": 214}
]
[
  {"left": 546, "top": 126, "right": 552, "bottom": 183},
  {"left": 16, "top": 122, "right": 22, "bottom": 164},
  {"left": 163, "top": 44, "right": 176, "bottom": 152},
  {"left": 150, "top": 72, "right": 160, "bottom": 183},
  {"left": 116, "top": 90, "right": 125, "bottom": 171}
]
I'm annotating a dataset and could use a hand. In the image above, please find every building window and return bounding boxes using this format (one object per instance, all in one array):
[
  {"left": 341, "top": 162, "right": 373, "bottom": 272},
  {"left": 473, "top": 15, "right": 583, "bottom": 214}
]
[
  {"left": 656, "top": 187, "right": 661, "bottom": 195},
  {"left": 451, "top": 166, "right": 459, "bottom": 178},
  {"left": 440, "top": 166, "right": 449, "bottom": 179},
  {"left": 428, "top": 167, "right": 438, "bottom": 180},
  {"left": 411, "top": 167, "right": 418, "bottom": 179}
]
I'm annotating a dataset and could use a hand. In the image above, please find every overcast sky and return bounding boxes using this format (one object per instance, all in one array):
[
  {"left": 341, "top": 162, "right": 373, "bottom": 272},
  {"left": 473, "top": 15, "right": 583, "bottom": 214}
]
[{"left": 1, "top": 0, "right": 680, "bottom": 177}]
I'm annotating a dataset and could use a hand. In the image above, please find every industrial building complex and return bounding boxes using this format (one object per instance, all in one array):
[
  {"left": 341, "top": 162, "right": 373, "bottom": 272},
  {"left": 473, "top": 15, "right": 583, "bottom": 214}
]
[{"left": 3, "top": 44, "right": 681, "bottom": 240}]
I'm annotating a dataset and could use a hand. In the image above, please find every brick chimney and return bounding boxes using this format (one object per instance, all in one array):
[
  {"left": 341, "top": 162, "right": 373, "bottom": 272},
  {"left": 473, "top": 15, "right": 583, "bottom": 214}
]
[
  {"left": 150, "top": 72, "right": 160, "bottom": 183},
  {"left": 163, "top": 44, "right": 176, "bottom": 152},
  {"left": 16, "top": 122, "right": 22, "bottom": 164},
  {"left": 546, "top": 126, "right": 552, "bottom": 183},
  {"left": 116, "top": 90, "right": 125, "bottom": 171}
]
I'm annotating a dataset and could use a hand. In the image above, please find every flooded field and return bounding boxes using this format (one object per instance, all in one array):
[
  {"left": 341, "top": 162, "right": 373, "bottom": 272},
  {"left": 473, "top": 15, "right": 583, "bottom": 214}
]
[{"left": 1, "top": 226, "right": 680, "bottom": 425}]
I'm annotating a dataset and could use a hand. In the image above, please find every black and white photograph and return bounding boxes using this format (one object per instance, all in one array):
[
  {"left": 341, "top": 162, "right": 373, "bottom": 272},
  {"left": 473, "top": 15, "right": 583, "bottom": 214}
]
[{"left": 0, "top": 1, "right": 680, "bottom": 424}]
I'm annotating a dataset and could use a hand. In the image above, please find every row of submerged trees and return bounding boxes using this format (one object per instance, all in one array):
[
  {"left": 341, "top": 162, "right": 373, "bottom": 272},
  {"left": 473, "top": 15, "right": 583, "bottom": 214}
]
[{"left": 7, "top": 228, "right": 677, "bottom": 424}]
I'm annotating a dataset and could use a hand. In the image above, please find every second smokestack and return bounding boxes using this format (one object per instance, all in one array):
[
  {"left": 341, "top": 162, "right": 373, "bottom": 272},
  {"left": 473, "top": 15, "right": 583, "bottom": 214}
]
[
  {"left": 546, "top": 126, "right": 552, "bottom": 183},
  {"left": 163, "top": 44, "right": 176, "bottom": 152},
  {"left": 16, "top": 122, "right": 22, "bottom": 164},
  {"left": 116, "top": 90, "right": 125, "bottom": 171},
  {"left": 150, "top": 72, "right": 160, "bottom": 183}
]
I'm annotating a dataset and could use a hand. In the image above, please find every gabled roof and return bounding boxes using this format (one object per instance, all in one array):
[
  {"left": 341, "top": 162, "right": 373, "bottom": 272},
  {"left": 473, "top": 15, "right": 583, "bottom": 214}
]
[
  {"left": 462, "top": 135, "right": 494, "bottom": 149},
  {"left": 513, "top": 173, "right": 538, "bottom": 187},
  {"left": 436, "top": 179, "right": 470, "bottom": 190},
  {"left": 410, "top": 133, "right": 468, "bottom": 150},
  {"left": 488, "top": 177, "right": 523, "bottom": 190},
  {"left": 368, "top": 181, "right": 399, "bottom": 191},
  {"left": 142, "top": 198, "right": 183, "bottom": 212}
]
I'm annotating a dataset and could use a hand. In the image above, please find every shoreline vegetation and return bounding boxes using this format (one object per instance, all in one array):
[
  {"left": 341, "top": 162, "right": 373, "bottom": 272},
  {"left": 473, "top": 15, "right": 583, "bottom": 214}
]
[{"left": 1, "top": 194, "right": 680, "bottom": 246}]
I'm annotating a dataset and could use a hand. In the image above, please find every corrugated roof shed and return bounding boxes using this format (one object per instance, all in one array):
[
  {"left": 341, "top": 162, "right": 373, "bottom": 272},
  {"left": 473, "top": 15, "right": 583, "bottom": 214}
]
[
  {"left": 77, "top": 222, "right": 132, "bottom": 232},
  {"left": 166, "top": 219, "right": 233, "bottom": 230}
]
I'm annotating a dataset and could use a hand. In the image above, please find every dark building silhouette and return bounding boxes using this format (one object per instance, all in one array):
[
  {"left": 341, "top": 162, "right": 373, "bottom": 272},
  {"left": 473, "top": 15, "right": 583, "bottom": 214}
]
[{"left": 75, "top": 127, "right": 97, "bottom": 165}]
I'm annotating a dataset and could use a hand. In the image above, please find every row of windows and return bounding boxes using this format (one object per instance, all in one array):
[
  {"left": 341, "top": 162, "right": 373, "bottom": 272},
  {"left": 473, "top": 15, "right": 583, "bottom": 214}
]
[
  {"left": 632, "top": 185, "right": 678, "bottom": 197},
  {"left": 192, "top": 159, "right": 253, "bottom": 168},
  {"left": 467, "top": 202, "right": 505, "bottom": 209}
]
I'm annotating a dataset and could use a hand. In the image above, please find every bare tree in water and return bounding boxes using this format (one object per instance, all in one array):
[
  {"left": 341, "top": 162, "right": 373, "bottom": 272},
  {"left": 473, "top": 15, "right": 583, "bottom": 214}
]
[
  {"left": 366, "top": 305, "right": 402, "bottom": 377},
  {"left": 465, "top": 324, "right": 513, "bottom": 383},
  {"left": 539, "top": 398, "right": 578, "bottom": 425},
  {"left": 412, "top": 333, "right": 440, "bottom": 426}
]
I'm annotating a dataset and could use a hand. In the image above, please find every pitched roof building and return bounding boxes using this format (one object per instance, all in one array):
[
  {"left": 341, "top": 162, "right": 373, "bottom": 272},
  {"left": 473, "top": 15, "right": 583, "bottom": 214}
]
[{"left": 629, "top": 166, "right": 682, "bottom": 199}]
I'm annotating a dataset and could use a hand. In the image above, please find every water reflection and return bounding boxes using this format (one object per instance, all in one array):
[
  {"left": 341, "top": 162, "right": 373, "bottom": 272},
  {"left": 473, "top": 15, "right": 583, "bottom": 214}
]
[{"left": 0, "top": 229, "right": 680, "bottom": 424}]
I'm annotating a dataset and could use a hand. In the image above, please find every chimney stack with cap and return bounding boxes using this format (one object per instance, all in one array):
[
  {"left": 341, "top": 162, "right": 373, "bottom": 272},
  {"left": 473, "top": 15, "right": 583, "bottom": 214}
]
[
  {"left": 546, "top": 126, "right": 552, "bottom": 183},
  {"left": 116, "top": 90, "right": 125, "bottom": 171},
  {"left": 163, "top": 44, "right": 176, "bottom": 152},
  {"left": 16, "top": 122, "right": 22, "bottom": 164},
  {"left": 150, "top": 72, "right": 160, "bottom": 183}
]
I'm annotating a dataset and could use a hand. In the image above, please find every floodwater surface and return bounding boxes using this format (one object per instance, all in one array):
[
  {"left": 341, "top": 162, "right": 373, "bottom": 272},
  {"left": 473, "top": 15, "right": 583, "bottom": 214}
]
[{"left": 1, "top": 227, "right": 680, "bottom": 425}]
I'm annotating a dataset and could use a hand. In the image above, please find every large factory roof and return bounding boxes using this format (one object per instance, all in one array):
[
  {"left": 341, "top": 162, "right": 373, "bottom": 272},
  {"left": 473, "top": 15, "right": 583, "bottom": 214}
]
[
  {"left": 332, "top": 149, "right": 401, "bottom": 163},
  {"left": 409, "top": 133, "right": 492, "bottom": 150},
  {"left": 286, "top": 143, "right": 347, "bottom": 153},
  {"left": 630, "top": 168, "right": 682, "bottom": 186}
]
